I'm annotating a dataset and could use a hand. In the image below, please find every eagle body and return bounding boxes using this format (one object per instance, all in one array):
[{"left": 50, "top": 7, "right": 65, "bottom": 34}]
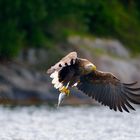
[
  {"left": 47, "top": 52, "right": 140, "bottom": 112},
  {"left": 58, "top": 58, "right": 96, "bottom": 87}
]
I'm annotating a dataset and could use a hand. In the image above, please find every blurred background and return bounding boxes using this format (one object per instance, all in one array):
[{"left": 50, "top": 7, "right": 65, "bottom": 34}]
[
  {"left": 0, "top": 0, "right": 140, "bottom": 105},
  {"left": 0, "top": 1, "right": 140, "bottom": 140}
]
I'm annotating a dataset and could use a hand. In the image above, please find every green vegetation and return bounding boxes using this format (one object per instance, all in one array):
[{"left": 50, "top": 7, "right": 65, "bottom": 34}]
[{"left": 0, "top": 0, "right": 140, "bottom": 59}]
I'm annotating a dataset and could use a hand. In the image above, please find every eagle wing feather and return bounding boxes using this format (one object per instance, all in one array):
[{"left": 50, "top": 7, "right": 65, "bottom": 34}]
[
  {"left": 47, "top": 52, "right": 78, "bottom": 89},
  {"left": 77, "top": 70, "right": 140, "bottom": 112},
  {"left": 47, "top": 52, "right": 77, "bottom": 74}
]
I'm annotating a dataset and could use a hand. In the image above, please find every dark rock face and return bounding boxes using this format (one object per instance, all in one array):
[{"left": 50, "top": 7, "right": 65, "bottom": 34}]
[
  {"left": 0, "top": 63, "right": 58, "bottom": 105},
  {"left": 0, "top": 63, "right": 91, "bottom": 105},
  {"left": 0, "top": 37, "right": 140, "bottom": 105},
  {"left": 0, "top": 56, "right": 140, "bottom": 105}
]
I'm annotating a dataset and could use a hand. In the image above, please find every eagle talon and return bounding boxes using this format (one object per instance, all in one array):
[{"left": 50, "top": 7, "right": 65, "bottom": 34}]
[{"left": 59, "top": 86, "right": 70, "bottom": 96}]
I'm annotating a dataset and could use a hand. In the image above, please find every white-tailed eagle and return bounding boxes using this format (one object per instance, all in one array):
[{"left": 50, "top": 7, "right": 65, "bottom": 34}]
[{"left": 47, "top": 52, "right": 140, "bottom": 112}]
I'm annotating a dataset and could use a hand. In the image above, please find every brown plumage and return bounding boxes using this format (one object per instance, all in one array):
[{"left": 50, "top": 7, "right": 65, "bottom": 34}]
[{"left": 47, "top": 52, "right": 140, "bottom": 112}]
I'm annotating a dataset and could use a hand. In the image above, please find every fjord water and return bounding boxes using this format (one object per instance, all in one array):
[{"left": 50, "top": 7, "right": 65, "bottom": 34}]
[{"left": 0, "top": 106, "right": 140, "bottom": 140}]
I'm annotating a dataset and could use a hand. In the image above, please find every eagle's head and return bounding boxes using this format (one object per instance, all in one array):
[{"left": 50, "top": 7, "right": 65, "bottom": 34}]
[{"left": 84, "top": 63, "right": 96, "bottom": 74}]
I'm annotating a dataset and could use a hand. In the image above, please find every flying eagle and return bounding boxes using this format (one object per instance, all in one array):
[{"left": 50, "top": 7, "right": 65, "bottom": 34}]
[{"left": 47, "top": 52, "right": 140, "bottom": 112}]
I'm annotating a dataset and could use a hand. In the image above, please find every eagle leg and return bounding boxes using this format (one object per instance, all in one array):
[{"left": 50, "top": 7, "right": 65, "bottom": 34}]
[{"left": 59, "top": 86, "right": 70, "bottom": 96}]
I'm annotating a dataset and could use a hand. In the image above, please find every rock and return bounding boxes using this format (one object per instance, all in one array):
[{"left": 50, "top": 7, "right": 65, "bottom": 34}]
[
  {"left": 0, "top": 36, "right": 140, "bottom": 105},
  {"left": 104, "top": 40, "right": 129, "bottom": 57},
  {"left": 0, "top": 63, "right": 96, "bottom": 105},
  {"left": 68, "top": 36, "right": 130, "bottom": 58},
  {"left": 0, "top": 63, "right": 58, "bottom": 105},
  {"left": 17, "top": 48, "right": 49, "bottom": 65},
  {"left": 98, "top": 55, "right": 140, "bottom": 82}
]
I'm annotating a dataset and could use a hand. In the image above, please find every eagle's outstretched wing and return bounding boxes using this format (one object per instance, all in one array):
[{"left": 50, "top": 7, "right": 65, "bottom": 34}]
[
  {"left": 47, "top": 52, "right": 78, "bottom": 89},
  {"left": 47, "top": 52, "right": 77, "bottom": 74},
  {"left": 77, "top": 70, "right": 140, "bottom": 112}
]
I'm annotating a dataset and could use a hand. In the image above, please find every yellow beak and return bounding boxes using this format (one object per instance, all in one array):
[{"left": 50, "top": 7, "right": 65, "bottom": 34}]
[{"left": 92, "top": 65, "right": 96, "bottom": 71}]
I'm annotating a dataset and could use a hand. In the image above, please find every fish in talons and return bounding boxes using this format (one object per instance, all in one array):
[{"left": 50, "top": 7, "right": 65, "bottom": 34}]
[
  {"left": 57, "top": 92, "right": 66, "bottom": 108},
  {"left": 57, "top": 86, "right": 70, "bottom": 107}
]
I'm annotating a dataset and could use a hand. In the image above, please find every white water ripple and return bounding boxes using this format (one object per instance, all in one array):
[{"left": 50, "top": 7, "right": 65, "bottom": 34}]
[{"left": 0, "top": 105, "right": 140, "bottom": 140}]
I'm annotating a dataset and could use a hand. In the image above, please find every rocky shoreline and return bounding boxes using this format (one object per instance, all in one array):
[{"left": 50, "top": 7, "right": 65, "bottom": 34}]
[
  {"left": 0, "top": 62, "right": 93, "bottom": 105},
  {"left": 0, "top": 37, "right": 140, "bottom": 105}
]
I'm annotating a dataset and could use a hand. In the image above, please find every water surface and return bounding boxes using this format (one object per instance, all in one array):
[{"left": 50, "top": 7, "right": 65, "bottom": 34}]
[{"left": 0, "top": 105, "right": 140, "bottom": 140}]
